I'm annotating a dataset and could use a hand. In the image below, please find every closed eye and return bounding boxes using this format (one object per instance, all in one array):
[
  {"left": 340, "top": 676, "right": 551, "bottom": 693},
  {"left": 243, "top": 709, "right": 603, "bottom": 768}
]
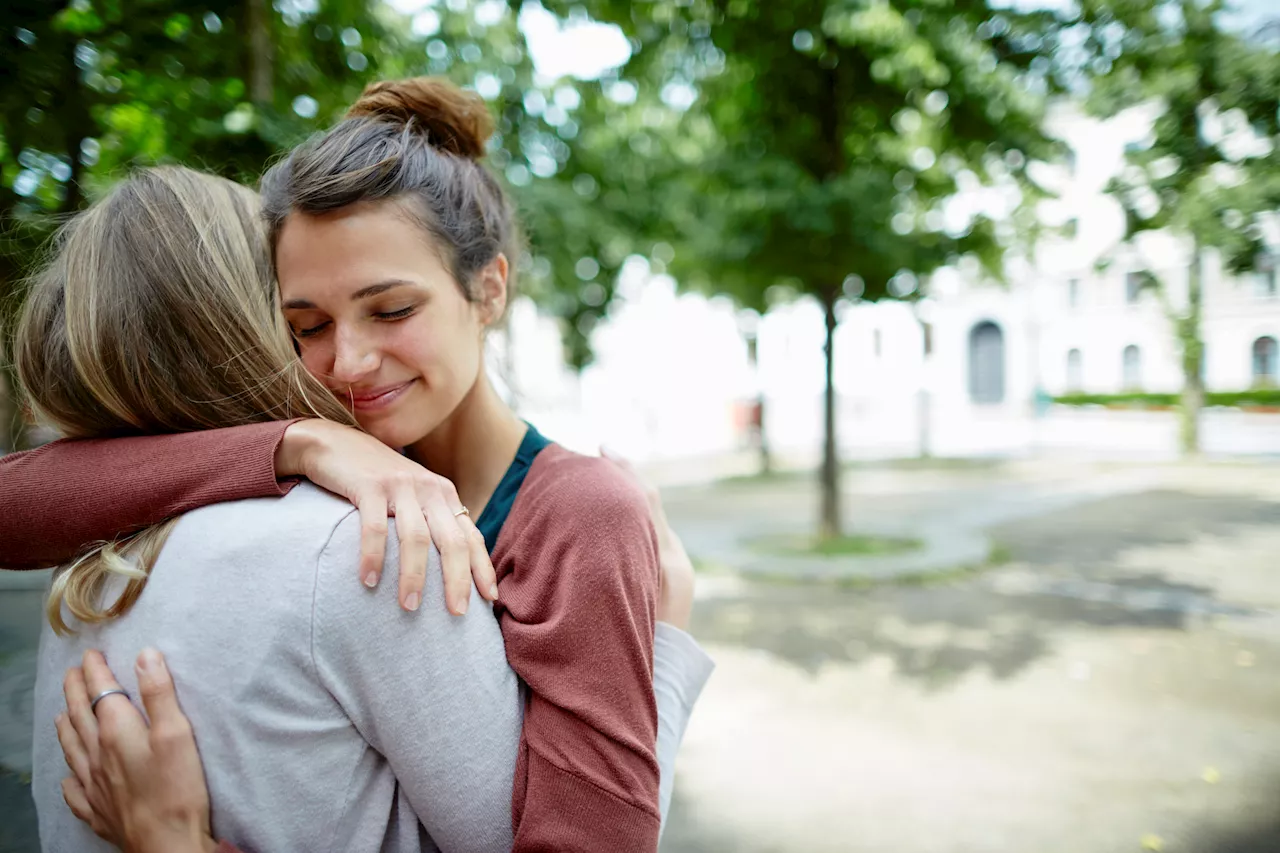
[
  {"left": 293, "top": 321, "right": 330, "bottom": 339},
  {"left": 375, "top": 306, "right": 417, "bottom": 321}
]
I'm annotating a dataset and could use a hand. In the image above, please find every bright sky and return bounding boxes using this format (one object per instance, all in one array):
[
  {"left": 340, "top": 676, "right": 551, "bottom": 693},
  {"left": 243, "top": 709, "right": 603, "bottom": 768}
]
[{"left": 383, "top": 0, "right": 630, "bottom": 81}]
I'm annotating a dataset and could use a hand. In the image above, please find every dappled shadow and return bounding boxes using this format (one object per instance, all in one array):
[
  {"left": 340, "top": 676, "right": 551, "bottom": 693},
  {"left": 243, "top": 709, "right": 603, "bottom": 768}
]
[
  {"left": 688, "top": 489, "right": 1275, "bottom": 688},
  {"left": 1184, "top": 775, "right": 1280, "bottom": 853},
  {"left": 988, "top": 490, "right": 1280, "bottom": 574}
]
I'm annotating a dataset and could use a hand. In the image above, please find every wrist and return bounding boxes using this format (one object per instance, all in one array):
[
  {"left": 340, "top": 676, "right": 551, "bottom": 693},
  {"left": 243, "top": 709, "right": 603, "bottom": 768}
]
[
  {"left": 277, "top": 419, "right": 329, "bottom": 479},
  {"left": 129, "top": 828, "right": 217, "bottom": 853}
]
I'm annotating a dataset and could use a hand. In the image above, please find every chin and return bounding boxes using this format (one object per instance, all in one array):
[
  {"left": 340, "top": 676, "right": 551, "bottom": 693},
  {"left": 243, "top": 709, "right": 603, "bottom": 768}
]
[{"left": 357, "top": 407, "right": 438, "bottom": 450}]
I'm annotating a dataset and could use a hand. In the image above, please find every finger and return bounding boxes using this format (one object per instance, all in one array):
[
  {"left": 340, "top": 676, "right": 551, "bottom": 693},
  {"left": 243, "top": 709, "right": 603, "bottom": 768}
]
[
  {"left": 81, "top": 650, "right": 148, "bottom": 766},
  {"left": 61, "top": 776, "right": 97, "bottom": 826},
  {"left": 63, "top": 665, "right": 100, "bottom": 772},
  {"left": 61, "top": 777, "right": 113, "bottom": 843},
  {"left": 420, "top": 489, "right": 474, "bottom": 616},
  {"left": 55, "top": 712, "right": 92, "bottom": 791},
  {"left": 457, "top": 513, "right": 498, "bottom": 602},
  {"left": 134, "top": 649, "right": 196, "bottom": 755},
  {"left": 390, "top": 487, "right": 431, "bottom": 612},
  {"left": 356, "top": 493, "right": 389, "bottom": 590}
]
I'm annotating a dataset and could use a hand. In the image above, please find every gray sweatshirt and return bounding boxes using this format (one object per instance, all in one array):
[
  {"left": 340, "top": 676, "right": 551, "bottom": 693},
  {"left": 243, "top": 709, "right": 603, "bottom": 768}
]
[{"left": 32, "top": 483, "right": 713, "bottom": 853}]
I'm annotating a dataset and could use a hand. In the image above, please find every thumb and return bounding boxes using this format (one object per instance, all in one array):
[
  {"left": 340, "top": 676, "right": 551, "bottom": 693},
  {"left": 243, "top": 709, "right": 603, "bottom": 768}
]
[{"left": 134, "top": 649, "right": 188, "bottom": 737}]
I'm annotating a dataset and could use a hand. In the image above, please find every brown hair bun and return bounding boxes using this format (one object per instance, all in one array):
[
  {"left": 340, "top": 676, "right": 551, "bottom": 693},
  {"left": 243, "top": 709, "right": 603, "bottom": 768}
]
[{"left": 347, "top": 77, "right": 494, "bottom": 160}]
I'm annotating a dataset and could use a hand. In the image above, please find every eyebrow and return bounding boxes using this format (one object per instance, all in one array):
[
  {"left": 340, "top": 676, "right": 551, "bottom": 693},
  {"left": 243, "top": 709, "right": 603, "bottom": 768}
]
[{"left": 282, "top": 279, "right": 416, "bottom": 310}]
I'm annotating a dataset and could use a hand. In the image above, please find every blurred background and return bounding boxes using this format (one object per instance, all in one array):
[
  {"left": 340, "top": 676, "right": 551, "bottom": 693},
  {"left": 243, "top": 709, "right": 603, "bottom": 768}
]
[{"left": 3, "top": 0, "right": 1280, "bottom": 851}]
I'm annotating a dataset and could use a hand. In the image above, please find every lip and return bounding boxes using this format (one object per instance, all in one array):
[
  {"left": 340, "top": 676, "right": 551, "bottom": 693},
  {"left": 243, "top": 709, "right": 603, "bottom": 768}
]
[{"left": 343, "top": 380, "right": 417, "bottom": 412}]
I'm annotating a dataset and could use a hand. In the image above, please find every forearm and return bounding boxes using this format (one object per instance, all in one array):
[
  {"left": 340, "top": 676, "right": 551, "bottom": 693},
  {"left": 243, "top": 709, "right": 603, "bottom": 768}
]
[{"left": 0, "top": 423, "right": 295, "bottom": 568}]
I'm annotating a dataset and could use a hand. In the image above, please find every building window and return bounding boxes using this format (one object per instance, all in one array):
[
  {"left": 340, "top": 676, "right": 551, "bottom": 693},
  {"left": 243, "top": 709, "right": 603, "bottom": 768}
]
[
  {"left": 1253, "top": 336, "right": 1278, "bottom": 385},
  {"left": 968, "top": 321, "right": 1005, "bottom": 404},
  {"left": 1066, "top": 348, "right": 1083, "bottom": 391},
  {"left": 1122, "top": 345, "right": 1142, "bottom": 390},
  {"left": 1125, "top": 272, "right": 1145, "bottom": 305},
  {"left": 1067, "top": 278, "right": 1080, "bottom": 308}
]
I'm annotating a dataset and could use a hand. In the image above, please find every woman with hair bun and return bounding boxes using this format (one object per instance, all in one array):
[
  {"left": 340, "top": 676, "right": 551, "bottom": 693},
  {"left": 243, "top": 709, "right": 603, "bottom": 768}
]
[{"left": 6, "top": 78, "right": 710, "bottom": 853}]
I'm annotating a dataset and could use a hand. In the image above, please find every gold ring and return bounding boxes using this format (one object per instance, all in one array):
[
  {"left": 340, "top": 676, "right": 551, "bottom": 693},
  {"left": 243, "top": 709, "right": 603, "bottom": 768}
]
[{"left": 454, "top": 507, "right": 470, "bottom": 518}]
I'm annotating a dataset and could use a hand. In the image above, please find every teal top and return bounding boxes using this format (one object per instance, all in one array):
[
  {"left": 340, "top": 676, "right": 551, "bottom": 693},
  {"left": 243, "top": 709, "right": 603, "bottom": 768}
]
[{"left": 475, "top": 423, "right": 552, "bottom": 553}]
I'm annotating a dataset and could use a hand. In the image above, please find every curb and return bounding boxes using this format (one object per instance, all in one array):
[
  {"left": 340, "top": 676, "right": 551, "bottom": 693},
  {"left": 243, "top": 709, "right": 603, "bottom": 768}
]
[{"left": 726, "top": 528, "right": 994, "bottom": 583}]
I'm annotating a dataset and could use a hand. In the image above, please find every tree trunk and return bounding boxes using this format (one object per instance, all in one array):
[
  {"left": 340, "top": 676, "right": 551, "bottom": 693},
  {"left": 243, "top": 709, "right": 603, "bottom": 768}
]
[
  {"left": 246, "top": 0, "right": 274, "bottom": 107},
  {"left": 1179, "top": 246, "right": 1204, "bottom": 456},
  {"left": 819, "top": 289, "right": 841, "bottom": 540}
]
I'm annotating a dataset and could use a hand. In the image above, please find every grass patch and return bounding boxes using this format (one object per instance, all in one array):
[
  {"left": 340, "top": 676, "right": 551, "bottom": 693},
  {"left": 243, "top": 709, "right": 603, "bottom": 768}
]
[
  {"left": 689, "top": 556, "right": 736, "bottom": 576},
  {"left": 748, "top": 533, "right": 924, "bottom": 559},
  {"left": 736, "top": 540, "right": 1014, "bottom": 590}
]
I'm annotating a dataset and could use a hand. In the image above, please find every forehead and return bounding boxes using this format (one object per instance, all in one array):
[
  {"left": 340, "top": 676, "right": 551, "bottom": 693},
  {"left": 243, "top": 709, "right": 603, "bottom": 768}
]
[{"left": 275, "top": 201, "right": 449, "bottom": 298}]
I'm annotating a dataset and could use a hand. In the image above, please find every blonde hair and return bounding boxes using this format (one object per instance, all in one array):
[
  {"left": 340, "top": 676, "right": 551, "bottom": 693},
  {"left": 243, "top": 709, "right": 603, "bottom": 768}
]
[{"left": 14, "top": 166, "right": 356, "bottom": 635}]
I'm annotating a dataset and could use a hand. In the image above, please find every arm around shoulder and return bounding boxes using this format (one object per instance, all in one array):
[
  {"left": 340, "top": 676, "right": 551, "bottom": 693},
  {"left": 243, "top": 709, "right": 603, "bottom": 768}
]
[{"left": 0, "top": 422, "right": 295, "bottom": 569}]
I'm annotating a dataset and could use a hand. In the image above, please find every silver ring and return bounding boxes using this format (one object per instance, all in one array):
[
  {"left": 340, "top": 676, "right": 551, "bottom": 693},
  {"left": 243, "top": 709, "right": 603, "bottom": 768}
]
[
  {"left": 453, "top": 507, "right": 470, "bottom": 518},
  {"left": 89, "top": 688, "right": 129, "bottom": 713}
]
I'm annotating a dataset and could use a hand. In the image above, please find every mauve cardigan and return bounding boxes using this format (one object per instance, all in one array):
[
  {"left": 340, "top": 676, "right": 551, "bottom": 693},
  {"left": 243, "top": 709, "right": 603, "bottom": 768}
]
[{"left": 1, "top": 422, "right": 667, "bottom": 851}]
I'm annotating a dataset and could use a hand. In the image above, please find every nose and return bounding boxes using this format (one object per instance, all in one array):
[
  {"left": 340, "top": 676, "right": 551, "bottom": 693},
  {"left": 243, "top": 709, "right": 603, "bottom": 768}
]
[{"left": 330, "top": 326, "right": 379, "bottom": 385}]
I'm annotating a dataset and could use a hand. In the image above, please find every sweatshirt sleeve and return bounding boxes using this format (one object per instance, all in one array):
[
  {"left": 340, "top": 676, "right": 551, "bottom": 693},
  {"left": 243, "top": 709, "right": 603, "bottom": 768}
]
[
  {"left": 0, "top": 421, "right": 297, "bottom": 569},
  {"left": 491, "top": 449, "right": 663, "bottom": 853},
  {"left": 653, "top": 622, "right": 715, "bottom": 836}
]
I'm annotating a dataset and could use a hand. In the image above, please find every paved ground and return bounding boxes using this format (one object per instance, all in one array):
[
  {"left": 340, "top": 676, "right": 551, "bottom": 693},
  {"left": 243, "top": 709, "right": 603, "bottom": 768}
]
[
  {"left": 2, "top": 457, "right": 1279, "bottom": 852},
  {"left": 657, "top": 460, "right": 1280, "bottom": 853}
]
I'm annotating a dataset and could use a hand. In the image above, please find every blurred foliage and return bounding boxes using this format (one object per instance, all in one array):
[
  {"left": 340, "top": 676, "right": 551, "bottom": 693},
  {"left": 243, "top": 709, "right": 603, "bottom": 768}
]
[
  {"left": 539, "top": 0, "right": 1068, "bottom": 536},
  {"left": 6, "top": 0, "right": 1273, "bottom": 472},
  {"left": 1076, "top": 0, "right": 1280, "bottom": 452},
  {"left": 0, "top": 0, "right": 582, "bottom": 447},
  {"left": 549, "top": 0, "right": 1067, "bottom": 312}
]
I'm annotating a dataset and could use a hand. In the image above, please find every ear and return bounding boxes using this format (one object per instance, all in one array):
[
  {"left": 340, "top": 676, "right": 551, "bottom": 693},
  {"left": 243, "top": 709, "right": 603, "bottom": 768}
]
[{"left": 476, "top": 254, "right": 509, "bottom": 326}]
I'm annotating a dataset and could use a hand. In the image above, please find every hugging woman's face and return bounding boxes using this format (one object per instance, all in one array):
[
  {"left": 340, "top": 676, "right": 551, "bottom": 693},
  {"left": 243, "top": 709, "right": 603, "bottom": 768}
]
[{"left": 277, "top": 200, "right": 498, "bottom": 450}]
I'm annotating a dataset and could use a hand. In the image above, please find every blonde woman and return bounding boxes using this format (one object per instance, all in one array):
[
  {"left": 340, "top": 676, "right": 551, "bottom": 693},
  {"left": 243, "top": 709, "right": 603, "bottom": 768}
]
[{"left": 16, "top": 166, "right": 710, "bottom": 853}]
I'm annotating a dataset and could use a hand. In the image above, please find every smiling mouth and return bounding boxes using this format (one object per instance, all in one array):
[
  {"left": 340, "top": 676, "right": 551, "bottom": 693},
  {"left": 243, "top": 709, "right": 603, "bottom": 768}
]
[{"left": 343, "top": 380, "right": 417, "bottom": 412}]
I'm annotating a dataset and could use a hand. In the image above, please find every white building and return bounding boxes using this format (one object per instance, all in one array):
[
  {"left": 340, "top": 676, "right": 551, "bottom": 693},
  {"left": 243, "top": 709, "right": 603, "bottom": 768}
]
[{"left": 498, "top": 107, "right": 1280, "bottom": 466}]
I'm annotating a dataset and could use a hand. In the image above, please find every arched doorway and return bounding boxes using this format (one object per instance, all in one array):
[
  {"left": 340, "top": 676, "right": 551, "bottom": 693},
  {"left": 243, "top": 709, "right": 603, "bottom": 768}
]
[
  {"left": 968, "top": 321, "right": 1005, "bottom": 404},
  {"left": 1066, "top": 348, "right": 1083, "bottom": 392},
  {"left": 1122, "top": 345, "right": 1142, "bottom": 390},
  {"left": 1253, "top": 336, "right": 1278, "bottom": 386}
]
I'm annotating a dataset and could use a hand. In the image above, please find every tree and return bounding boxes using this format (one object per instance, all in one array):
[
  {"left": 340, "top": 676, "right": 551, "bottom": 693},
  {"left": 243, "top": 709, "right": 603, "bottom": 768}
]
[
  {"left": 1079, "top": 0, "right": 1280, "bottom": 454},
  {"left": 547, "top": 0, "right": 1063, "bottom": 539},
  {"left": 1, "top": 0, "right": 609, "bottom": 440}
]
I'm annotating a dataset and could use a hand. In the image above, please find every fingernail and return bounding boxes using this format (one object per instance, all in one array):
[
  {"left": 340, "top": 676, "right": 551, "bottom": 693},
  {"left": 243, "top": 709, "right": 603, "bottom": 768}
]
[
  {"left": 137, "top": 648, "right": 165, "bottom": 677},
  {"left": 488, "top": 584, "right": 500, "bottom": 601},
  {"left": 363, "top": 572, "right": 379, "bottom": 589},
  {"left": 404, "top": 593, "right": 420, "bottom": 612},
  {"left": 456, "top": 597, "right": 469, "bottom": 615}
]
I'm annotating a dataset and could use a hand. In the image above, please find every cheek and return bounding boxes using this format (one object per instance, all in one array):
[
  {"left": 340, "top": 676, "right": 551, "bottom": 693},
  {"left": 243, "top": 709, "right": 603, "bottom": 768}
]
[{"left": 298, "top": 345, "right": 330, "bottom": 379}]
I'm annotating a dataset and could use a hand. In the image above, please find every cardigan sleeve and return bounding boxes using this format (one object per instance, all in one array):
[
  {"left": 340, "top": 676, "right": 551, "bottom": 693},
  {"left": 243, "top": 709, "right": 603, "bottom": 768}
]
[
  {"left": 0, "top": 421, "right": 297, "bottom": 569},
  {"left": 491, "top": 446, "right": 663, "bottom": 852}
]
